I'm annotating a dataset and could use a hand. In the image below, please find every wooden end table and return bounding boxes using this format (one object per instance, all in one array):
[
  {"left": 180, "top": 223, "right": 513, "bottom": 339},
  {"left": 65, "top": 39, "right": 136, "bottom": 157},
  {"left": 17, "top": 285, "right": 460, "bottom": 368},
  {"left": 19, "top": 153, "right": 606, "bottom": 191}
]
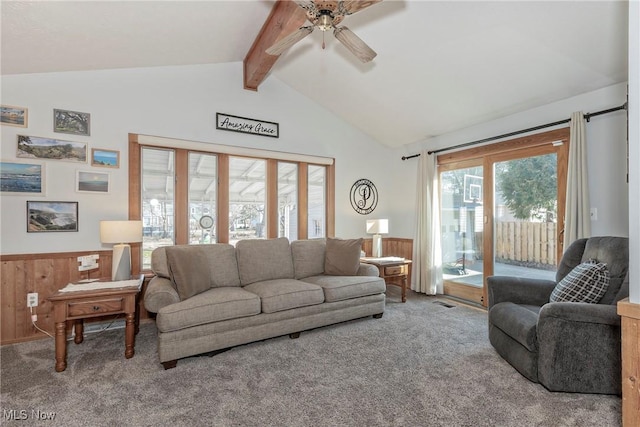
[
  {"left": 48, "top": 275, "right": 143, "bottom": 372},
  {"left": 361, "top": 258, "right": 412, "bottom": 303}
]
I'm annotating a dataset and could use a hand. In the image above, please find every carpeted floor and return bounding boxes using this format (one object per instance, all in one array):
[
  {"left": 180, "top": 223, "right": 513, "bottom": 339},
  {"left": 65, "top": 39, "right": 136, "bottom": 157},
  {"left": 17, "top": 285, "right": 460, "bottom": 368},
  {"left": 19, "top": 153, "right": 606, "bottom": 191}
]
[{"left": 1, "top": 287, "right": 621, "bottom": 427}]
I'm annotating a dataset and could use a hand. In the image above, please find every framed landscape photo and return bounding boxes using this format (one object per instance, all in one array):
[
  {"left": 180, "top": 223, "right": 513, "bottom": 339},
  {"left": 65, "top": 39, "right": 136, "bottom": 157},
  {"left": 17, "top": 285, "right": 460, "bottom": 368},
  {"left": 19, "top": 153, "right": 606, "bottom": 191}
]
[
  {"left": 1, "top": 160, "right": 46, "bottom": 196},
  {"left": 53, "top": 109, "right": 90, "bottom": 136},
  {"left": 76, "top": 170, "right": 109, "bottom": 193},
  {"left": 91, "top": 148, "right": 119, "bottom": 168},
  {"left": 17, "top": 135, "right": 87, "bottom": 163},
  {"left": 27, "top": 201, "right": 78, "bottom": 233},
  {"left": 1, "top": 105, "right": 28, "bottom": 127}
]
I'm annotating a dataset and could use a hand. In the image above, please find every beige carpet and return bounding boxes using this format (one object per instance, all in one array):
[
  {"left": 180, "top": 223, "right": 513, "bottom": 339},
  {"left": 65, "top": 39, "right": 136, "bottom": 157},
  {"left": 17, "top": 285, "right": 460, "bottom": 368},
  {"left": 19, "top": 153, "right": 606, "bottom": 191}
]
[{"left": 0, "top": 287, "right": 621, "bottom": 426}]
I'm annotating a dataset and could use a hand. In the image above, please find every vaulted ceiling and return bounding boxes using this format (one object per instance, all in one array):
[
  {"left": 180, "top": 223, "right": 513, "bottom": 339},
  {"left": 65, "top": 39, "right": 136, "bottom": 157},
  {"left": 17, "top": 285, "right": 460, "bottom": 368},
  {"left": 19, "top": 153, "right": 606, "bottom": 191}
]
[{"left": 1, "top": 1, "right": 629, "bottom": 148}]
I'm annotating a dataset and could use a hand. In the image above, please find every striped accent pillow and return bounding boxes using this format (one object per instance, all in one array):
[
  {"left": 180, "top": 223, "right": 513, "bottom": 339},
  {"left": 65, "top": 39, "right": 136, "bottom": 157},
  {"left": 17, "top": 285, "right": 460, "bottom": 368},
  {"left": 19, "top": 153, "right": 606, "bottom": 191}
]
[{"left": 550, "top": 260, "right": 610, "bottom": 303}]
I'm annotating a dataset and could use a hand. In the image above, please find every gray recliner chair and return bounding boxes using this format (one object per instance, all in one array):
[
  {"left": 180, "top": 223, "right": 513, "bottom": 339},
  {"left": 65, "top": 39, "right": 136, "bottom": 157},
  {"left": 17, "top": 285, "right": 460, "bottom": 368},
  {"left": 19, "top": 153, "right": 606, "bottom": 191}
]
[{"left": 487, "top": 236, "right": 629, "bottom": 395}]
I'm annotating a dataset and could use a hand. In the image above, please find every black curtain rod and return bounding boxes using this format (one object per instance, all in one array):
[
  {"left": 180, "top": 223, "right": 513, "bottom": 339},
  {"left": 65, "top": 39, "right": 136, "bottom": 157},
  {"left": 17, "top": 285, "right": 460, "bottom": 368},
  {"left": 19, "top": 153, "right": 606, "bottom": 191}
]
[{"left": 400, "top": 102, "right": 628, "bottom": 160}]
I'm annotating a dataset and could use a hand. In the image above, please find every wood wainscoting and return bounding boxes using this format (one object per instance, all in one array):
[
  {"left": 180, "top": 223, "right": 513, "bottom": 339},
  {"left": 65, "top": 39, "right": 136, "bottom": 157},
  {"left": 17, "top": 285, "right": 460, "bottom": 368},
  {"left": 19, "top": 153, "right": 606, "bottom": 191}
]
[{"left": 1, "top": 250, "right": 150, "bottom": 345}]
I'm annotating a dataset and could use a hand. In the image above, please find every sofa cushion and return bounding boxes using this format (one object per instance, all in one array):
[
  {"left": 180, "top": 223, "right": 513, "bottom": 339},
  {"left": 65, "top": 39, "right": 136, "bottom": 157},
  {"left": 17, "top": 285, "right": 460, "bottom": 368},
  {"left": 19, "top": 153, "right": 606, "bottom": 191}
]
[
  {"left": 488, "top": 302, "right": 539, "bottom": 352},
  {"left": 550, "top": 261, "right": 610, "bottom": 304},
  {"left": 324, "top": 237, "right": 363, "bottom": 276},
  {"left": 156, "top": 287, "right": 261, "bottom": 333},
  {"left": 243, "top": 279, "right": 324, "bottom": 314},
  {"left": 236, "top": 238, "right": 295, "bottom": 285},
  {"left": 291, "top": 239, "right": 326, "bottom": 279},
  {"left": 301, "top": 275, "right": 386, "bottom": 302},
  {"left": 165, "top": 244, "right": 241, "bottom": 300}
]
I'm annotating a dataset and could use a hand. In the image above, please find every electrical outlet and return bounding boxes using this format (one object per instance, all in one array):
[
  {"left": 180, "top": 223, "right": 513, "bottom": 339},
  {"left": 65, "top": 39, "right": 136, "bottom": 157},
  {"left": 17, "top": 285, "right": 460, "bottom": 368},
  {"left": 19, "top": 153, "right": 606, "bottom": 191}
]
[{"left": 27, "top": 292, "right": 38, "bottom": 307}]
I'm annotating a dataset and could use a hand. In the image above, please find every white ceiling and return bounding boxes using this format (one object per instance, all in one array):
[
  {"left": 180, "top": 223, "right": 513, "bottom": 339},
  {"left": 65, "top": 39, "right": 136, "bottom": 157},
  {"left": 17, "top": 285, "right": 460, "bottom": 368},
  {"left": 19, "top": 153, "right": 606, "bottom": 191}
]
[{"left": 1, "top": 1, "right": 629, "bottom": 148}]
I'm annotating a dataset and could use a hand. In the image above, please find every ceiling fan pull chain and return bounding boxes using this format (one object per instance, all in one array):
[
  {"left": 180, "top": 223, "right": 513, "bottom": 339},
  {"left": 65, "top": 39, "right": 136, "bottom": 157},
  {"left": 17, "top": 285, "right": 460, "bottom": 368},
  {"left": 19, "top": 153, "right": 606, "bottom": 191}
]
[{"left": 322, "top": 31, "right": 326, "bottom": 50}]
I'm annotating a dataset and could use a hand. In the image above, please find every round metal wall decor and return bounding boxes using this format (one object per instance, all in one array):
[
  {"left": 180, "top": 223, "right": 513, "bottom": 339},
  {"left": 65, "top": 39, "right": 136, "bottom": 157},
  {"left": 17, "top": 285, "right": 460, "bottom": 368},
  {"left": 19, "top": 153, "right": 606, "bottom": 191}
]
[{"left": 350, "top": 178, "right": 378, "bottom": 215}]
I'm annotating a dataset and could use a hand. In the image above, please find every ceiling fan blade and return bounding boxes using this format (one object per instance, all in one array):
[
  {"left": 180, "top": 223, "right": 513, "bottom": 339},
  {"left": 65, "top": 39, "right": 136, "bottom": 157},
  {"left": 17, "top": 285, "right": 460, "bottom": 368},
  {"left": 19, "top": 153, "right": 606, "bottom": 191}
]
[
  {"left": 266, "top": 26, "right": 314, "bottom": 56},
  {"left": 338, "top": 0, "right": 382, "bottom": 15},
  {"left": 333, "top": 26, "right": 377, "bottom": 63}
]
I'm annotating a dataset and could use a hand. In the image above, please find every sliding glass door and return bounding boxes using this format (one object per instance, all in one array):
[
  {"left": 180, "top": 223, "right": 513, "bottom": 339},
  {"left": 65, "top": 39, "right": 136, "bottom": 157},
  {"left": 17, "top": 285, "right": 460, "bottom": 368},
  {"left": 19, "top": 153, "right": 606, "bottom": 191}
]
[
  {"left": 438, "top": 129, "right": 569, "bottom": 306},
  {"left": 440, "top": 162, "right": 485, "bottom": 303}
]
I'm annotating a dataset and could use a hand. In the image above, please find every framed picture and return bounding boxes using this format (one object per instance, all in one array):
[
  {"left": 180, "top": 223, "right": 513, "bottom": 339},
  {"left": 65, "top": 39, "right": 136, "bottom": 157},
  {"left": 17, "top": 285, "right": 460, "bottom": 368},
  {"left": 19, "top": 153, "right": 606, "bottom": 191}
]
[
  {"left": 91, "top": 148, "right": 120, "bottom": 168},
  {"left": 27, "top": 201, "right": 78, "bottom": 233},
  {"left": 76, "top": 170, "right": 110, "bottom": 193},
  {"left": 1, "top": 160, "right": 46, "bottom": 196},
  {"left": 53, "top": 109, "right": 90, "bottom": 136},
  {"left": 1, "top": 105, "right": 28, "bottom": 127},
  {"left": 17, "top": 135, "right": 87, "bottom": 163}
]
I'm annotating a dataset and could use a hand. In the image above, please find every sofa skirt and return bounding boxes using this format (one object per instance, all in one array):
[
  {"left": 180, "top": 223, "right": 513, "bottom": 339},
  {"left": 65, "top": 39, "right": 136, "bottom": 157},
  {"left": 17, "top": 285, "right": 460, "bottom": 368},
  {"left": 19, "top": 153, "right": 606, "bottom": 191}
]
[{"left": 156, "top": 293, "right": 385, "bottom": 363}]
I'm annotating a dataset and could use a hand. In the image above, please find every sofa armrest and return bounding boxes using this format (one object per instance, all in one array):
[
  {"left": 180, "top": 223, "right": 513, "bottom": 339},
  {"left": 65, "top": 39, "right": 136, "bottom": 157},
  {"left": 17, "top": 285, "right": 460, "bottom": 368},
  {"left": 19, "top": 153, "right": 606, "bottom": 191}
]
[
  {"left": 537, "top": 302, "right": 622, "bottom": 394},
  {"left": 487, "top": 276, "right": 556, "bottom": 308},
  {"left": 144, "top": 276, "right": 180, "bottom": 313},
  {"left": 357, "top": 263, "right": 379, "bottom": 277},
  {"left": 539, "top": 301, "right": 621, "bottom": 326}
]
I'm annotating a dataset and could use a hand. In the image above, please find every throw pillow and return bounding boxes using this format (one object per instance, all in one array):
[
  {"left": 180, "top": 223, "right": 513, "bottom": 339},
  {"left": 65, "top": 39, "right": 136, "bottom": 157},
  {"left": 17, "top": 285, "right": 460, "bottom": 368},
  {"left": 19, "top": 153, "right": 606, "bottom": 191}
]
[
  {"left": 324, "top": 237, "right": 363, "bottom": 276},
  {"left": 165, "top": 246, "right": 213, "bottom": 300},
  {"left": 550, "top": 260, "right": 610, "bottom": 303}
]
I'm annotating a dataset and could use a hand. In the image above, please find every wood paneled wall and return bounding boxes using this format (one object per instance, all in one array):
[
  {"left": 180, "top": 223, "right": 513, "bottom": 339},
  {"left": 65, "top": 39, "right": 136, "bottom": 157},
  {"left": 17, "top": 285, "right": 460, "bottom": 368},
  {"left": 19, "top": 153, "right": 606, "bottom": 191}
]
[{"left": 1, "top": 250, "right": 150, "bottom": 345}]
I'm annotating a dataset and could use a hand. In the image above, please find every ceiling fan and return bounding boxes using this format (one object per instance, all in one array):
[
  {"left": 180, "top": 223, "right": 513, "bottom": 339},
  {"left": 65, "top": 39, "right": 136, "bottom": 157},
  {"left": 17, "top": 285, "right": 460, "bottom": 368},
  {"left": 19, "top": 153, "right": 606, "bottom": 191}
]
[{"left": 266, "top": 0, "right": 382, "bottom": 63}]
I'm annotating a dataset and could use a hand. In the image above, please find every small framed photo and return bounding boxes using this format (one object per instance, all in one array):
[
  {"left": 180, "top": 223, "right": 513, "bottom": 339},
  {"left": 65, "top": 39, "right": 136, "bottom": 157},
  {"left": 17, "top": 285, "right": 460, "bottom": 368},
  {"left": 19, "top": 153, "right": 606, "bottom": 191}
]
[
  {"left": 1, "top": 105, "right": 28, "bottom": 127},
  {"left": 91, "top": 148, "right": 120, "bottom": 168},
  {"left": 27, "top": 201, "right": 78, "bottom": 233},
  {"left": 76, "top": 170, "right": 110, "bottom": 193},
  {"left": 54, "top": 108, "right": 90, "bottom": 136},
  {"left": 1, "top": 160, "right": 46, "bottom": 196}
]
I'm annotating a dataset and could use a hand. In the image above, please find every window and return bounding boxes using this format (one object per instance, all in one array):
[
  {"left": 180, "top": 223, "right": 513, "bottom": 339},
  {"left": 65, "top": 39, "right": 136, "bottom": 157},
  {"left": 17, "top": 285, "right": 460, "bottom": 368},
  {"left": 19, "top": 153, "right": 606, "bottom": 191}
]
[
  {"left": 278, "top": 162, "right": 298, "bottom": 240},
  {"left": 307, "top": 164, "right": 326, "bottom": 238},
  {"left": 129, "top": 135, "right": 334, "bottom": 270},
  {"left": 141, "top": 147, "right": 175, "bottom": 268},
  {"left": 229, "top": 157, "right": 266, "bottom": 245},
  {"left": 188, "top": 152, "right": 217, "bottom": 244}
]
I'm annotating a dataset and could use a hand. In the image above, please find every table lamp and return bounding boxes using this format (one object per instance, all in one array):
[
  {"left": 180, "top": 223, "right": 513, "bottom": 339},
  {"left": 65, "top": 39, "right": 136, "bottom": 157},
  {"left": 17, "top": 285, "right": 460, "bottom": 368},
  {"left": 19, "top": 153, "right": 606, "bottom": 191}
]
[
  {"left": 366, "top": 219, "right": 388, "bottom": 258},
  {"left": 100, "top": 220, "right": 143, "bottom": 281}
]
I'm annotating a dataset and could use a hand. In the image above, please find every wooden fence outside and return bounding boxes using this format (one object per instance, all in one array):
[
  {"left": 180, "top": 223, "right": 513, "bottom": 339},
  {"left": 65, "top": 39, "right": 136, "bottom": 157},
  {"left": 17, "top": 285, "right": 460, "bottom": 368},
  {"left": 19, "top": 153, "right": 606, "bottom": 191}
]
[{"left": 494, "top": 221, "right": 557, "bottom": 266}]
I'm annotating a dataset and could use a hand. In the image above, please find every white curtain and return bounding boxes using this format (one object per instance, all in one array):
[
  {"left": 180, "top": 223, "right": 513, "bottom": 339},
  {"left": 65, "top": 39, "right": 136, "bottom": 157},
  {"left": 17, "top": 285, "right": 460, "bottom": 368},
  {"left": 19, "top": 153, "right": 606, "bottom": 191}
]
[
  {"left": 563, "top": 111, "right": 591, "bottom": 250},
  {"left": 412, "top": 150, "right": 443, "bottom": 295}
]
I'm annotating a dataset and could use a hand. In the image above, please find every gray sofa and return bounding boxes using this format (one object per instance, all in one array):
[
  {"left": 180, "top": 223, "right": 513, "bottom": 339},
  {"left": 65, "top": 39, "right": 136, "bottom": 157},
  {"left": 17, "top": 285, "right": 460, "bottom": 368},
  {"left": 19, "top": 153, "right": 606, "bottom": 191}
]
[
  {"left": 144, "top": 237, "right": 386, "bottom": 369},
  {"left": 487, "top": 236, "right": 629, "bottom": 394}
]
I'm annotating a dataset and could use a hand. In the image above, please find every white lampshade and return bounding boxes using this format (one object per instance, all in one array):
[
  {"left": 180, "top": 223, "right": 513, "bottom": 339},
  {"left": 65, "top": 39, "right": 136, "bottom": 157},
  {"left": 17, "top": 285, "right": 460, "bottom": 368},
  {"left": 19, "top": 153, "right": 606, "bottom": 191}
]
[
  {"left": 366, "top": 219, "right": 389, "bottom": 235},
  {"left": 100, "top": 220, "right": 143, "bottom": 244},
  {"left": 100, "top": 220, "right": 142, "bottom": 281}
]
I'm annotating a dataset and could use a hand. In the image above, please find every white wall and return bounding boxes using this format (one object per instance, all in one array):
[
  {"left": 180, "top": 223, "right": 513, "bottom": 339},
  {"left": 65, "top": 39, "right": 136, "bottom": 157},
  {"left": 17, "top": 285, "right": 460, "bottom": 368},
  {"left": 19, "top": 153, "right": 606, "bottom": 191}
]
[
  {"left": 396, "top": 82, "right": 630, "bottom": 240},
  {"left": 0, "top": 62, "right": 399, "bottom": 255},
  {"left": 627, "top": 0, "right": 639, "bottom": 303}
]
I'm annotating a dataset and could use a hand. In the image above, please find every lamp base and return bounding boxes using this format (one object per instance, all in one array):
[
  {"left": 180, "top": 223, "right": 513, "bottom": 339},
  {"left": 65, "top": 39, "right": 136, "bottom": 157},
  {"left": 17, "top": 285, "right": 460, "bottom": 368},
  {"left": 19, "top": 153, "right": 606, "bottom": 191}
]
[
  {"left": 112, "top": 244, "right": 131, "bottom": 281},
  {"left": 372, "top": 234, "right": 382, "bottom": 258}
]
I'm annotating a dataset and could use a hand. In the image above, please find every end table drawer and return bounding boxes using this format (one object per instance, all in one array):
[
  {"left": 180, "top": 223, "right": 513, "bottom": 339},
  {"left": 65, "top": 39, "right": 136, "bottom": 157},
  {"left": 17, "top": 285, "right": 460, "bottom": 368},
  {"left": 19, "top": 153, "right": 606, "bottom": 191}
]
[
  {"left": 384, "top": 265, "right": 406, "bottom": 276},
  {"left": 68, "top": 298, "right": 124, "bottom": 317}
]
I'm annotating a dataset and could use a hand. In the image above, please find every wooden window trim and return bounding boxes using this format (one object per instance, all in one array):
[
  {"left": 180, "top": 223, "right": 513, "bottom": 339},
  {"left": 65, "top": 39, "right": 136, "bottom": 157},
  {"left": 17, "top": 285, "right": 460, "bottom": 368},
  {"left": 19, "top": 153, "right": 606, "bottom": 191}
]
[{"left": 128, "top": 133, "right": 334, "bottom": 272}]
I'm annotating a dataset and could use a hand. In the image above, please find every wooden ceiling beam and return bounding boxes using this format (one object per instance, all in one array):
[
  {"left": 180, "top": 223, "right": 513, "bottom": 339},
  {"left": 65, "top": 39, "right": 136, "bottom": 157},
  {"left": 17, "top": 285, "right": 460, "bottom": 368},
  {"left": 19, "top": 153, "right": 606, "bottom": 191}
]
[{"left": 243, "top": 0, "right": 307, "bottom": 91}]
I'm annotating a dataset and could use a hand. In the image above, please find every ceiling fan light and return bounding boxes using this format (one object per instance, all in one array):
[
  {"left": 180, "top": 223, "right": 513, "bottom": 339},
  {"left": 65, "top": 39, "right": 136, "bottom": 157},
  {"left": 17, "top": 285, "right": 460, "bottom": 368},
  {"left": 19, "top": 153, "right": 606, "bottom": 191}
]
[{"left": 317, "top": 10, "right": 333, "bottom": 31}]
